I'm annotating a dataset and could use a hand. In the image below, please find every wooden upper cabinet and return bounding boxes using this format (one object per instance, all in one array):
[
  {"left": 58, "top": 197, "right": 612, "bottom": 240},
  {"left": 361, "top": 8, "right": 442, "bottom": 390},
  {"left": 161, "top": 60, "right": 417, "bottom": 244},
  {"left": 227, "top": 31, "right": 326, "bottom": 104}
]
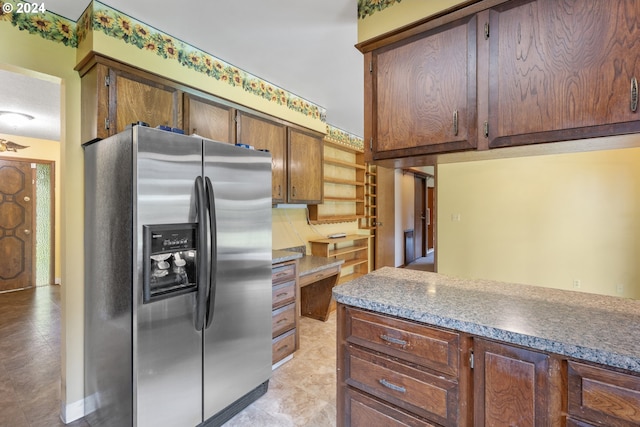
[
  {"left": 183, "top": 93, "right": 235, "bottom": 143},
  {"left": 487, "top": 0, "right": 640, "bottom": 148},
  {"left": 78, "top": 57, "right": 181, "bottom": 142},
  {"left": 288, "top": 128, "right": 323, "bottom": 204},
  {"left": 111, "top": 68, "right": 180, "bottom": 134},
  {"left": 369, "top": 15, "right": 477, "bottom": 160},
  {"left": 236, "top": 111, "right": 287, "bottom": 203}
]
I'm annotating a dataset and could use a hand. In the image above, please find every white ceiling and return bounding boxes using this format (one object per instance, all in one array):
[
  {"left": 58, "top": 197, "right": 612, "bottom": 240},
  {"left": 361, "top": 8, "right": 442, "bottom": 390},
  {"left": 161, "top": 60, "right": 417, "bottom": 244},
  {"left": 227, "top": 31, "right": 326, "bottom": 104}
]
[{"left": 2, "top": 0, "right": 363, "bottom": 142}]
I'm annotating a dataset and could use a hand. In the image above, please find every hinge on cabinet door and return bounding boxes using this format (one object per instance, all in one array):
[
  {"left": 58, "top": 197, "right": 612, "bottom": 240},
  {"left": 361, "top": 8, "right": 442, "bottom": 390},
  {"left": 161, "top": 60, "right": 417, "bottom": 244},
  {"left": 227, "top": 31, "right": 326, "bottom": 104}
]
[
  {"left": 104, "top": 118, "right": 110, "bottom": 130},
  {"left": 484, "top": 22, "right": 490, "bottom": 39},
  {"left": 483, "top": 121, "right": 489, "bottom": 138},
  {"left": 469, "top": 351, "right": 474, "bottom": 369},
  {"left": 104, "top": 75, "right": 110, "bottom": 87}
]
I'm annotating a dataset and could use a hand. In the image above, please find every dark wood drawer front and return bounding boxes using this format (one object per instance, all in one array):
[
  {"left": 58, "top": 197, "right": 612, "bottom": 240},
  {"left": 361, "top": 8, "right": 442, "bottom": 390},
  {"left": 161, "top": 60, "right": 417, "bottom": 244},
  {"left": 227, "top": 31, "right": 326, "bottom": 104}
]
[
  {"left": 568, "top": 361, "right": 640, "bottom": 427},
  {"left": 345, "top": 387, "right": 437, "bottom": 427},
  {"left": 347, "top": 346, "right": 458, "bottom": 426},
  {"left": 347, "top": 307, "right": 459, "bottom": 377},
  {"left": 272, "top": 329, "right": 296, "bottom": 364},
  {"left": 272, "top": 263, "right": 296, "bottom": 285},
  {"left": 272, "top": 280, "right": 295, "bottom": 309},
  {"left": 272, "top": 303, "right": 296, "bottom": 338}
]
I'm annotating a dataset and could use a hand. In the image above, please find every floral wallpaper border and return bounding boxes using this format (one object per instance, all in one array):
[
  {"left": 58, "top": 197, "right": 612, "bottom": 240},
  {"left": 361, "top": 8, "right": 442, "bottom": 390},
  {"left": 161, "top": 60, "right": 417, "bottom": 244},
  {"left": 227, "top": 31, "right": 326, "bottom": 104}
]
[
  {"left": 358, "top": 0, "right": 403, "bottom": 20},
  {"left": 1, "top": 0, "right": 365, "bottom": 145},
  {"left": 326, "top": 125, "right": 364, "bottom": 151},
  {"left": 0, "top": 0, "right": 77, "bottom": 47}
]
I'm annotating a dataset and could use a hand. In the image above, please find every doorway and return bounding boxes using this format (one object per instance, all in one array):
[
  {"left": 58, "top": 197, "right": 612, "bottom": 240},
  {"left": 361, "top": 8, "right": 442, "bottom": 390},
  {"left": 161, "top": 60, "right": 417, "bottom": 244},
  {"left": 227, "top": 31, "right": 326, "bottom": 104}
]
[{"left": 0, "top": 157, "right": 55, "bottom": 292}]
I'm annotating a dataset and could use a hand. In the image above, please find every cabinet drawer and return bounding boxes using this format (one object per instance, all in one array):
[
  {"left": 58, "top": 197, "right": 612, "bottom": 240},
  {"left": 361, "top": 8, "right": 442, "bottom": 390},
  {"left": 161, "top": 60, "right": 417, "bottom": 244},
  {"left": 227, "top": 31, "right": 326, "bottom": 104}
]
[
  {"left": 272, "top": 329, "right": 296, "bottom": 364},
  {"left": 346, "top": 307, "right": 459, "bottom": 377},
  {"left": 568, "top": 361, "right": 640, "bottom": 427},
  {"left": 346, "top": 346, "right": 458, "bottom": 426},
  {"left": 345, "top": 387, "right": 437, "bottom": 427},
  {"left": 272, "top": 280, "right": 295, "bottom": 309},
  {"left": 272, "top": 303, "right": 296, "bottom": 338},
  {"left": 299, "top": 265, "right": 340, "bottom": 287},
  {"left": 272, "top": 263, "right": 296, "bottom": 285}
]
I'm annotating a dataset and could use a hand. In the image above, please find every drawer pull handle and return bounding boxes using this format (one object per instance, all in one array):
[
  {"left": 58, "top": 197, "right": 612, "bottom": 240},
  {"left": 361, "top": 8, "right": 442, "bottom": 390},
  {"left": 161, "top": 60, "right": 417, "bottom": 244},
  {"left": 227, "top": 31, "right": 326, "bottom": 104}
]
[
  {"left": 275, "top": 292, "right": 289, "bottom": 298},
  {"left": 380, "top": 334, "right": 407, "bottom": 347},
  {"left": 379, "top": 379, "right": 406, "bottom": 393},
  {"left": 276, "top": 318, "right": 288, "bottom": 324},
  {"left": 276, "top": 344, "right": 289, "bottom": 352},
  {"left": 274, "top": 272, "right": 288, "bottom": 278}
]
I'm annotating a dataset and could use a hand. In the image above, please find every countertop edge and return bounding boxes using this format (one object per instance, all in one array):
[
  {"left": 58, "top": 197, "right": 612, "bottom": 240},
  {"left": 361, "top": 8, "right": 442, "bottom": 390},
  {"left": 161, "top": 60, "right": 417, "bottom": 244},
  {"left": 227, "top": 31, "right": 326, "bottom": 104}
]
[{"left": 333, "top": 270, "right": 640, "bottom": 374}]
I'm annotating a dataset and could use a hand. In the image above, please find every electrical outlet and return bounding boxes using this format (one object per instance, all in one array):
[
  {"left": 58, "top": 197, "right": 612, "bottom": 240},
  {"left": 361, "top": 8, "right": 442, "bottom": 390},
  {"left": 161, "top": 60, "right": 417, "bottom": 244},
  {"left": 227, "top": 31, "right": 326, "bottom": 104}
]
[
  {"left": 572, "top": 279, "right": 581, "bottom": 289},
  {"left": 616, "top": 283, "right": 624, "bottom": 294}
]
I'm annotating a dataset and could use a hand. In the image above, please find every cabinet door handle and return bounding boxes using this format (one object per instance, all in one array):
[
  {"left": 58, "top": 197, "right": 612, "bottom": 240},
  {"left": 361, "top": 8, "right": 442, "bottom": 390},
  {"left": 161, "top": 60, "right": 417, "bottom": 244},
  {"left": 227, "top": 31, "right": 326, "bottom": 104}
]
[
  {"left": 380, "top": 334, "right": 407, "bottom": 347},
  {"left": 292, "top": 186, "right": 297, "bottom": 197},
  {"left": 379, "top": 379, "right": 406, "bottom": 393},
  {"left": 278, "top": 184, "right": 282, "bottom": 197},
  {"left": 453, "top": 110, "right": 459, "bottom": 136},
  {"left": 631, "top": 77, "right": 638, "bottom": 112}
]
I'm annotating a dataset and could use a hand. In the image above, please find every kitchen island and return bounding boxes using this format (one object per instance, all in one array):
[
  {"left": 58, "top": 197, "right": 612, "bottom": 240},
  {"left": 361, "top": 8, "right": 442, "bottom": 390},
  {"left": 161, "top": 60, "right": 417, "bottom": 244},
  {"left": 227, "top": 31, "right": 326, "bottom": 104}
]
[{"left": 333, "top": 267, "right": 640, "bottom": 426}]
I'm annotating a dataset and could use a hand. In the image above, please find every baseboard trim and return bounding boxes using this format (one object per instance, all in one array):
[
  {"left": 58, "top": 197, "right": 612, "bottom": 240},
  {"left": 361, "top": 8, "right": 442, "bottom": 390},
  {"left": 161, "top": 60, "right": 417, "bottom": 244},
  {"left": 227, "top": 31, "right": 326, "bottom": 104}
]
[{"left": 60, "top": 398, "right": 84, "bottom": 424}]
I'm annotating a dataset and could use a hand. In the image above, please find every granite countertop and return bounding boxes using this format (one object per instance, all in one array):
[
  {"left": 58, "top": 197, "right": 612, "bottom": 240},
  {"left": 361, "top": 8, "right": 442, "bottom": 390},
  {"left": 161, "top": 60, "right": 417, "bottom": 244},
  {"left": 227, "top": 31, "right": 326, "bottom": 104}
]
[
  {"left": 272, "top": 250, "right": 303, "bottom": 264},
  {"left": 298, "top": 255, "right": 344, "bottom": 277},
  {"left": 333, "top": 267, "right": 640, "bottom": 373}
]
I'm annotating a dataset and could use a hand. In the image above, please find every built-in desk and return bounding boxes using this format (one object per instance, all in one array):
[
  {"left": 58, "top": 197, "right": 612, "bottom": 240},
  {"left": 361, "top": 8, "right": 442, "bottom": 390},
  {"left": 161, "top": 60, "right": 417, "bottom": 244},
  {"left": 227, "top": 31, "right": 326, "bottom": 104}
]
[{"left": 298, "top": 255, "right": 344, "bottom": 321}]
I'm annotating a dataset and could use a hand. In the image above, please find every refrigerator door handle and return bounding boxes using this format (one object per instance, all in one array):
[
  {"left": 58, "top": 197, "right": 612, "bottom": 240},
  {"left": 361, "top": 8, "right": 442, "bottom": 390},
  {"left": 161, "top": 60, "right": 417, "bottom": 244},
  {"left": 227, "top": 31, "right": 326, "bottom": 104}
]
[
  {"left": 194, "top": 176, "right": 209, "bottom": 331},
  {"left": 204, "top": 176, "right": 218, "bottom": 328}
]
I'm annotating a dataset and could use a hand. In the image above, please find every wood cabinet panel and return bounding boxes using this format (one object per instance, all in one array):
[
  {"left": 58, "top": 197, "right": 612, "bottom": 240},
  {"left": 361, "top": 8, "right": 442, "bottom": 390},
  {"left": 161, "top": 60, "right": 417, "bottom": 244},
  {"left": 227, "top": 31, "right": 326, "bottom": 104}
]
[
  {"left": 288, "top": 128, "right": 323, "bottom": 203},
  {"left": 183, "top": 94, "right": 234, "bottom": 143},
  {"left": 488, "top": 0, "right": 640, "bottom": 148},
  {"left": 272, "top": 303, "right": 296, "bottom": 338},
  {"left": 345, "top": 387, "right": 438, "bottom": 427},
  {"left": 111, "top": 68, "right": 180, "bottom": 134},
  {"left": 568, "top": 361, "right": 640, "bottom": 427},
  {"left": 237, "top": 112, "right": 287, "bottom": 203},
  {"left": 347, "top": 345, "right": 459, "bottom": 426},
  {"left": 272, "top": 280, "right": 296, "bottom": 309},
  {"left": 370, "top": 16, "right": 477, "bottom": 159},
  {"left": 272, "top": 329, "right": 296, "bottom": 365},
  {"left": 346, "top": 307, "right": 459, "bottom": 377},
  {"left": 474, "top": 338, "right": 564, "bottom": 427}
]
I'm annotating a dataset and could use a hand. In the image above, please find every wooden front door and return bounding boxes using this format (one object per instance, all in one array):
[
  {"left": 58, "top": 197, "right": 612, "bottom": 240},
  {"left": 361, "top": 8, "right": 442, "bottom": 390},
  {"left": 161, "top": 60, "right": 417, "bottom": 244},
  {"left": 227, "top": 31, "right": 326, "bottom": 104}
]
[{"left": 0, "top": 159, "right": 35, "bottom": 292}]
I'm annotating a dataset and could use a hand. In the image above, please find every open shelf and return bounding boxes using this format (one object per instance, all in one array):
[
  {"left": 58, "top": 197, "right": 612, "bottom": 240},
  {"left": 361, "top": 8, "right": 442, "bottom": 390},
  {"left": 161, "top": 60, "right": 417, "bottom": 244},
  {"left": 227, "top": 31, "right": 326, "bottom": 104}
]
[{"left": 325, "top": 157, "right": 366, "bottom": 170}]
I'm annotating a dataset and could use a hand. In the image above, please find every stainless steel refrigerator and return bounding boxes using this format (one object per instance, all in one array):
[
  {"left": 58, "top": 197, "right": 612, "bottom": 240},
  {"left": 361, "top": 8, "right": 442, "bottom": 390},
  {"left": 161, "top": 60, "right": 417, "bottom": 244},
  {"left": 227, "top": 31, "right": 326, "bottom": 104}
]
[{"left": 83, "top": 125, "right": 272, "bottom": 427}]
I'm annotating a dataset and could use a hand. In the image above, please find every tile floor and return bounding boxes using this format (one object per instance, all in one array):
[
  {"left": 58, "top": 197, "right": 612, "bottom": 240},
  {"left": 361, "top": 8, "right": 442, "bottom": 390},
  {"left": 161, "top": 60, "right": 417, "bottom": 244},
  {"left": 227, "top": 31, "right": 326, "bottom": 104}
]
[{"left": 0, "top": 285, "right": 337, "bottom": 427}]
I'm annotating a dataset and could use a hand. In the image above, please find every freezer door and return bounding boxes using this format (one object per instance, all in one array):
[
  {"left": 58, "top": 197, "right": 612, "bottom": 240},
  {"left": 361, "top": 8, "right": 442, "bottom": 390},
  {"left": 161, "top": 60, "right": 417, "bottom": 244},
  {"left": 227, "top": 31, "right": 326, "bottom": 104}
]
[
  {"left": 202, "top": 140, "right": 273, "bottom": 420},
  {"left": 134, "top": 127, "right": 203, "bottom": 427}
]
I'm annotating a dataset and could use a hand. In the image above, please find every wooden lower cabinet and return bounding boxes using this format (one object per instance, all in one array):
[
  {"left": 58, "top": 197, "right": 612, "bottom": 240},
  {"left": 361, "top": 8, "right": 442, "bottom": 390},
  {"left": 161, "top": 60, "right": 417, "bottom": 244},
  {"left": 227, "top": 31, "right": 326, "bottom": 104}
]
[
  {"left": 473, "top": 338, "right": 564, "bottom": 427},
  {"left": 337, "top": 304, "right": 640, "bottom": 427},
  {"left": 338, "top": 305, "right": 471, "bottom": 427},
  {"left": 271, "top": 260, "right": 298, "bottom": 366},
  {"left": 567, "top": 361, "right": 640, "bottom": 427}
]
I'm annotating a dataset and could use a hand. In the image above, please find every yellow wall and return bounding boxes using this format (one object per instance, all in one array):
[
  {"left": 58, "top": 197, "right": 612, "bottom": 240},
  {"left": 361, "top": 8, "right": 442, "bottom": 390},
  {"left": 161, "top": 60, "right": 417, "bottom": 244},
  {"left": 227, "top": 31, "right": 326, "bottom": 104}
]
[
  {"left": 437, "top": 141, "right": 640, "bottom": 299},
  {"left": 0, "top": 133, "right": 61, "bottom": 281},
  {"left": 358, "top": 0, "right": 467, "bottom": 43},
  {"left": 0, "top": 23, "right": 85, "bottom": 420}
]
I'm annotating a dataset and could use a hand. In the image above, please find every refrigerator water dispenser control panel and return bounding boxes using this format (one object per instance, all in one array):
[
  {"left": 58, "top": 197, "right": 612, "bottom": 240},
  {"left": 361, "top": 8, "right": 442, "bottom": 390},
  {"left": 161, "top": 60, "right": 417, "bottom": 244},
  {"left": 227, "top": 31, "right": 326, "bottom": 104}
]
[{"left": 143, "top": 223, "right": 198, "bottom": 303}]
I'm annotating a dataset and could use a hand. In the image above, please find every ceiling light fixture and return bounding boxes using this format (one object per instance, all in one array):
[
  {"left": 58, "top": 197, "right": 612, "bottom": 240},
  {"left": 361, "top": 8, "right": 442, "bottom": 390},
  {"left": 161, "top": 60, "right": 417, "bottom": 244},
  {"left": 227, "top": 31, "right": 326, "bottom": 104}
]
[{"left": 0, "top": 111, "right": 35, "bottom": 126}]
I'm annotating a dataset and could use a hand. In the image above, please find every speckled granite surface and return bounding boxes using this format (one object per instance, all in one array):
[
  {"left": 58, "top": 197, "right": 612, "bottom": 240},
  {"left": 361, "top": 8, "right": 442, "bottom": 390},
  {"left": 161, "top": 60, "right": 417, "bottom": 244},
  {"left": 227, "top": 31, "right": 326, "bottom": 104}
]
[
  {"left": 333, "top": 267, "right": 640, "bottom": 373},
  {"left": 299, "top": 256, "right": 344, "bottom": 276},
  {"left": 272, "top": 250, "right": 303, "bottom": 264}
]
